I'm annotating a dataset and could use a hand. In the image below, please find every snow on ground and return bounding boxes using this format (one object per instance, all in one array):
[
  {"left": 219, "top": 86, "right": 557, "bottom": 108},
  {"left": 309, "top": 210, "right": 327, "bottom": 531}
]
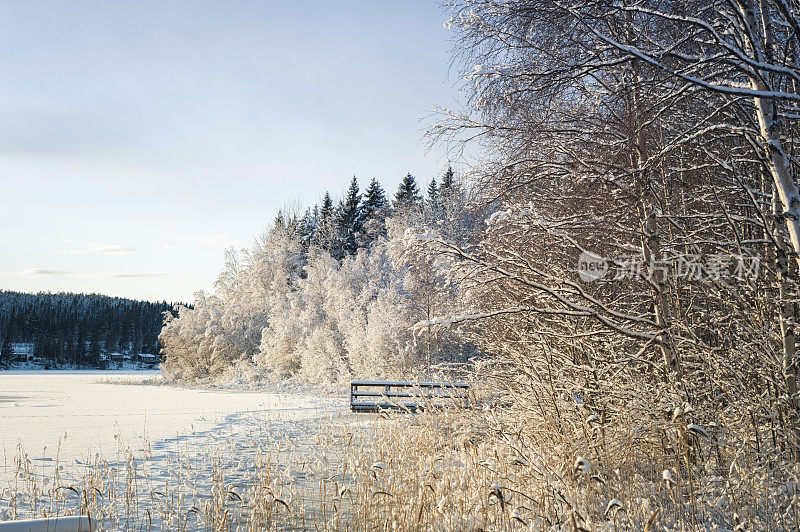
[
  {"left": 0, "top": 371, "right": 365, "bottom": 528},
  {"left": 0, "top": 371, "right": 347, "bottom": 486}
]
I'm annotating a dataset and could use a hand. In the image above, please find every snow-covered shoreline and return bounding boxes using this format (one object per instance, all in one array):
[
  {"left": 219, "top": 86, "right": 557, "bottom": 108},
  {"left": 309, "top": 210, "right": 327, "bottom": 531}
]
[
  {"left": 0, "top": 368, "right": 158, "bottom": 375},
  {"left": 0, "top": 361, "right": 158, "bottom": 372}
]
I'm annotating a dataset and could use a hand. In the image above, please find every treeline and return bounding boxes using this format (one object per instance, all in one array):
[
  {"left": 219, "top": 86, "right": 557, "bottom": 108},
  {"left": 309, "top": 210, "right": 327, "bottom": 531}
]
[
  {"left": 159, "top": 169, "right": 479, "bottom": 383},
  {"left": 0, "top": 291, "right": 178, "bottom": 367},
  {"left": 282, "top": 170, "right": 456, "bottom": 259}
]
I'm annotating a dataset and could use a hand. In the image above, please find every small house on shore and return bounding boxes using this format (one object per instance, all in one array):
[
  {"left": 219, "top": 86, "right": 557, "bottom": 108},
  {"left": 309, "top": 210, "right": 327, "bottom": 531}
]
[
  {"left": 132, "top": 353, "right": 158, "bottom": 367},
  {"left": 11, "top": 342, "right": 35, "bottom": 362},
  {"left": 107, "top": 352, "right": 131, "bottom": 364}
]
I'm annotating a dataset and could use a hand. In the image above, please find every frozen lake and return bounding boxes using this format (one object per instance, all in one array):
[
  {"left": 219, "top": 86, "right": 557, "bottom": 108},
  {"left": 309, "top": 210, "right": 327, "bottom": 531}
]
[{"left": 0, "top": 371, "right": 344, "bottom": 484}]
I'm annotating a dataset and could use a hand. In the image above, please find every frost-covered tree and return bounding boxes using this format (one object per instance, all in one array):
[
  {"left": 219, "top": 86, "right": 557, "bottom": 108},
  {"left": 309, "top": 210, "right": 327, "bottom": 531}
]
[
  {"left": 256, "top": 239, "right": 421, "bottom": 383},
  {"left": 335, "top": 239, "right": 418, "bottom": 376},
  {"left": 160, "top": 223, "right": 304, "bottom": 382}
]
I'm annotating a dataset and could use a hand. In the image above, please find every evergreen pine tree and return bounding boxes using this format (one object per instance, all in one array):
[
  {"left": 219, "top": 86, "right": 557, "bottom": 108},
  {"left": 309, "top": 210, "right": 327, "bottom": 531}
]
[
  {"left": 317, "top": 192, "right": 336, "bottom": 251},
  {"left": 362, "top": 178, "right": 387, "bottom": 219},
  {"left": 75, "top": 324, "right": 87, "bottom": 364},
  {"left": 287, "top": 212, "right": 299, "bottom": 233},
  {"left": 89, "top": 329, "right": 102, "bottom": 366},
  {"left": 320, "top": 192, "right": 334, "bottom": 222},
  {"left": 334, "top": 176, "right": 363, "bottom": 257},
  {"left": 0, "top": 335, "right": 11, "bottom": 366},
  {"left": 273, "top": 209, "right": 287, "bottom": 231},
  {"left": 360, "top": 177, "right": 388, "bottom": 244},
  {"left": 394, "top": 173, "right": 421, "bottom": 211},
  {"left": 339, "top": 177, "right": 363, "bottom": 232},
  {"left": 133, "top": 329, "right": 143, "bottom": 355},
  {"left": 439, "top": 166, "right": 457, "bottom": 212},
  {"left": 427, "top": 178, "right": 439, "bottom": 206},
  {"left": 297, "top": 208, "right": 316, "bottom": 251},
  {"left": 441, "top": 165, "right": 454, "bottom": 190},
  {"left": 33, "top": 326, "right": 46, "bottom": 362}
]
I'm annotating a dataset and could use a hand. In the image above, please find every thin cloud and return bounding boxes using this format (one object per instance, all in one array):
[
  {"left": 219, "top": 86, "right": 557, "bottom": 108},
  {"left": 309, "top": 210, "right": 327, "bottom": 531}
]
[
  {"left": 56, "top": 240, "right": 137, "bottom": 255},
  {"left": 3, "top": 269, "right": 178, "bottom": 280},
  {"left": 103, "top": 272, "right": 173, "bottom": 279},
  {"left": 14, "top": 268, "right": 71, "bottom": 277}
]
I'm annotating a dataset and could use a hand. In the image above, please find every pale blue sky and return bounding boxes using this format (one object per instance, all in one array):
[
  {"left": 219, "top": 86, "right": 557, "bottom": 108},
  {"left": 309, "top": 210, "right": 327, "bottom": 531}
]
[{"left": 0, "top": 1, "right": 462, "bottom": 302}]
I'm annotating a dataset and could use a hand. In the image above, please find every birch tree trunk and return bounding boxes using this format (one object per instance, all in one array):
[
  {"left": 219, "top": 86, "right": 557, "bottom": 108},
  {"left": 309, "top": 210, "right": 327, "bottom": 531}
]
[
  {"left": 739, "top": 0, "right": 800, "bottom": 447},
  {"left": 752, "top": 88, "right": 800, "bottom": 270},
  {"left": 773, "top": 186, "right": 800, "bottom": 453}
]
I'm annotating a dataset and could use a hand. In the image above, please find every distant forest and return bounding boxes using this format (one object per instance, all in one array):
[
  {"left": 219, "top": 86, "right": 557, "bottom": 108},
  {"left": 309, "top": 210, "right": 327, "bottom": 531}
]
[{"left": 0, "top": 291, "right": 179, "bottom": 367}]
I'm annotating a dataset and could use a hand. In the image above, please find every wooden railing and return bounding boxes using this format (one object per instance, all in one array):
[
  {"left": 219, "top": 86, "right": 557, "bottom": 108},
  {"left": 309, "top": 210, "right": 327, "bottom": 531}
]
[{"left": 350, "top": 380, "right": 469, "bottom": 413}]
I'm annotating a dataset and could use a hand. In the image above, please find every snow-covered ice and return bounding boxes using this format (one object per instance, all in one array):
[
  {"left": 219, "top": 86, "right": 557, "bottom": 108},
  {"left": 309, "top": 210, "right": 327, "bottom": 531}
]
[
  {"left": 0, "top": 371, "right": 345, "bottom": 484},
  {"left": 0, "top": 371, "right": 361, "bottom": 528}
]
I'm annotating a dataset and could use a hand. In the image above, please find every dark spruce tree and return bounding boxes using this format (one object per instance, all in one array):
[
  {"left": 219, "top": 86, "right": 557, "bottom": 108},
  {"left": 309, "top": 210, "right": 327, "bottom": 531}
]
[
  {"left": 273, "top": 209, "right": 299, "bottom": 234},
  {"left": 88, "top": 330, "right": 102, "bottom": 366},
  {"left": 316, "top": 192, "right": 336, "bottom": 251},
  {"left": 333, "top": 176, "right": 363, "bottom": 258},
  {"left": 427, "top": 178, "right": 439, "bottom": 208},
  {"left": 297, "top": 208, "right": 316, "bottom": 252},
  {"left": 320, "top": 192, "right": 334, "bottom": 222},
  {"left": 361, "top": 177, "right": 388, "bottom": 244},
  {"left": 362, "top": 178, "right": 387, "bottom": 218},
  {"left": 394, "top": 173, "right": 421, "bottom": 212},
  {"left": 441, "top": 165, "right": 454, "bottom": 190},
  {"left": 439, "top": 166, "right": 457, "bottom": 211},
  {"left": 0, "top": 334, "right": 11, "bottom": 367}
]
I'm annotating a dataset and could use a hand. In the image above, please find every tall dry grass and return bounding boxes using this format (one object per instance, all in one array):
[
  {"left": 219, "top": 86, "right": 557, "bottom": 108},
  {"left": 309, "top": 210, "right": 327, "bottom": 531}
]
[{"left": 2, "top": 386, "right": 796, "bottom": 530}]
